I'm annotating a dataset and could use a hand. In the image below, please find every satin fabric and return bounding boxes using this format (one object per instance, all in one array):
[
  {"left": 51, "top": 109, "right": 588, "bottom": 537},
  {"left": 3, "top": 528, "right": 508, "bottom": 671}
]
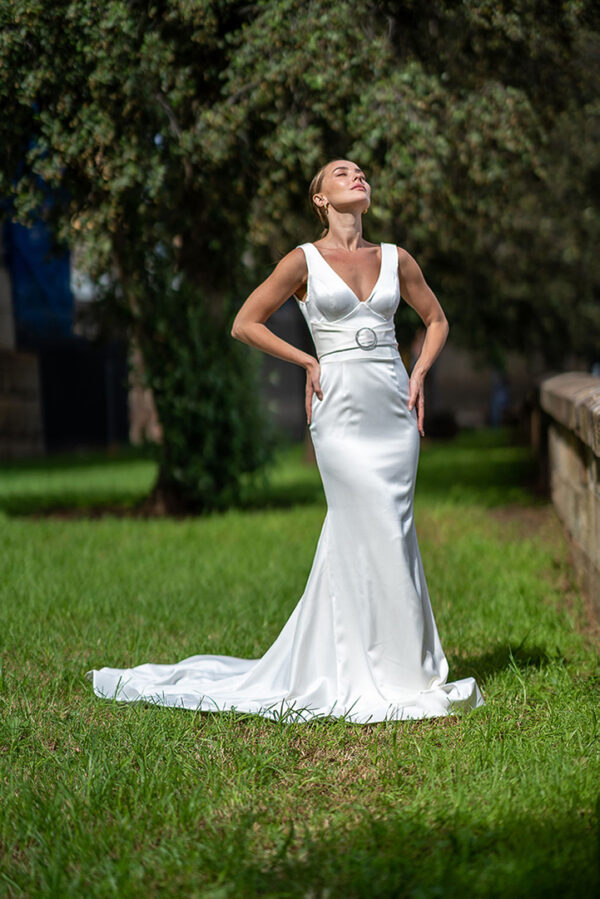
[{"left": 87, "top": 242, "right": 485, "bottom": 723}]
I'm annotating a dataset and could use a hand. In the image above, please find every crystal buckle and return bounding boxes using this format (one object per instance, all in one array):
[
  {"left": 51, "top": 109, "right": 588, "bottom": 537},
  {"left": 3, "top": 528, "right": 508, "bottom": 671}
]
[{"left": 355, "top": 327, "right": 378, "bottom": 350}]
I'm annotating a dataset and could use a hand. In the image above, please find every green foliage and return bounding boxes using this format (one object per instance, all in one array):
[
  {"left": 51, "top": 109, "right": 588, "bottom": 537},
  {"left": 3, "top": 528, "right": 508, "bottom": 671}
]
[
  {"left": 132, "top": 269, "right": 276, "bottom": 511},
  {"left": 0, "top": 0, "right": 273, "bottom": 510},
  {"left": 0, "top": 1, "right": 598, "bottom": 508},
  {"left": 212, "top": 0, "right": 600, "bottom": 364}
]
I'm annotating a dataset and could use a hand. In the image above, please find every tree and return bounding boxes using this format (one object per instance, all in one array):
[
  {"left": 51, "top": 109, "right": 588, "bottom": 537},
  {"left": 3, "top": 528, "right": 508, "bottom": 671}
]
[
  {"left": 0, "top": 0, "right": 598, "bottom": 510},
  {"left": 209, "top": 0, "right": 600, "bottom": 366},
  {"left": 0, "top": 0, "right": 274, "bottom": 511}
]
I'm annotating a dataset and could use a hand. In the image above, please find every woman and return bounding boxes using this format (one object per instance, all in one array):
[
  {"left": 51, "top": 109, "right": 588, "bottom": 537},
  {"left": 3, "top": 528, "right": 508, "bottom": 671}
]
[{"left": 87, "top": 159, "right": 484, "bottom": 722}]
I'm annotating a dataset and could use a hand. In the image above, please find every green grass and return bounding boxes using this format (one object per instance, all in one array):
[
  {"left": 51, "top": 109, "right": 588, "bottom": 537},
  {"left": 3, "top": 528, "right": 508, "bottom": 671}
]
[
  {"left": 0, "top": 428, "right": 598, "bottom": 897},
  {"left": 0, "top": 445, "right": 156, "bottom": 515}
]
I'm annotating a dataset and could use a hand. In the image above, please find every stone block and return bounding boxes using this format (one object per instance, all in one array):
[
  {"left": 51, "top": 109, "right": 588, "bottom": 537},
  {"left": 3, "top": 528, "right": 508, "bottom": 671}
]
[
  {"left": 541, "top": 372, "right": 600, "bottom": 621},
  {"left": 541, "top": 372, "right": 600, "bottom": 455}
]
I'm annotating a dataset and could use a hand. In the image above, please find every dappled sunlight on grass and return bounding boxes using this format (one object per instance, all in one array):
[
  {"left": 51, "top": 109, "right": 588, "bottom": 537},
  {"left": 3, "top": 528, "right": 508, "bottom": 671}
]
[
  {"left": 0, "top": 427, "right": 598, "bottom": 895},
  {"left": 416, "top": 426, "right": 539, "bottom": 508},
  {"left": 0, "top": 446, "right": 157, "bottom": 515},
  {"left": 0, "top": 426, "right": 535, "bottom": 517}
]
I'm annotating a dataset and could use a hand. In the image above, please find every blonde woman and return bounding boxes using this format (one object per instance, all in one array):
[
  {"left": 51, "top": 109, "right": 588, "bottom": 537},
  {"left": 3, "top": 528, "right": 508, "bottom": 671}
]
[{"left": 88, "top": 159, "right": 484, "bottom": 722}]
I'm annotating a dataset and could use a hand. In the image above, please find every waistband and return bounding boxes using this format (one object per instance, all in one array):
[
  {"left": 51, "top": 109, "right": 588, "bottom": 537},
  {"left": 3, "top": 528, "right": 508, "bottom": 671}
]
[
  {"left": 319, "top": 345, "right": 400, "bottom": 363},
  {"left": 312, "top": 323, "right": 399, "bottom": 363}
]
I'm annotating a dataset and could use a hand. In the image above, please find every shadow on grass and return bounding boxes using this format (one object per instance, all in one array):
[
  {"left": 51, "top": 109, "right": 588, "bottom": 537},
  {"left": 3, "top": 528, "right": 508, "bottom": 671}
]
[
  {"left": 212, "top": 805, "right": 599, "bottom": 898},
  {"left": 0, "top": 427, "right": 540, "bottom": 518},
  {"left": 449, "top": 639, "right": 565, "bottom": 686},
  {"left": 416, "top": 427, "right": 541, "bottom": 509},
  {"left": 0, "top": 444, "right": 154, "bottom": 473}
]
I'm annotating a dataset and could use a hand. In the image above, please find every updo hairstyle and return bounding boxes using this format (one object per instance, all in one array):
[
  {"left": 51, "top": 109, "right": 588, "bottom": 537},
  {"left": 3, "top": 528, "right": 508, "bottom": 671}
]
[{"left": 308, "top": 161, "right": 336, "bottom": 237}]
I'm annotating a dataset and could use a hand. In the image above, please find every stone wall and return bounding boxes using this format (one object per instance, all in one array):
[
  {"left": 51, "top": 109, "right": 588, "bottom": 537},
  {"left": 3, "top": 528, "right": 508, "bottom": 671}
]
[{"left": 540, "top": 372, "right": 600, "bottom": 619}]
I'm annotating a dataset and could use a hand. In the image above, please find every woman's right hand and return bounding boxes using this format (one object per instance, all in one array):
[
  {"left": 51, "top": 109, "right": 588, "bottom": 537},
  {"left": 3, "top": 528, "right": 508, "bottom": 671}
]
[{"left": 305, "top": 359, "right": 323, "bottom": 425}]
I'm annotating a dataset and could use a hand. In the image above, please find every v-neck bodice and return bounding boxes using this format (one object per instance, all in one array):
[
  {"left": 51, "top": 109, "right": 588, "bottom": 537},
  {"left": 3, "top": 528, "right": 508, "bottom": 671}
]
[
  {"left": 295, "top": 241, "right": 401, "bottom": 324},
  {"left": 310, "top": 242, "right": 384, "bottom": 305},
  {"left": 294, "top": 241, "right": 402, "bottom": 362}
]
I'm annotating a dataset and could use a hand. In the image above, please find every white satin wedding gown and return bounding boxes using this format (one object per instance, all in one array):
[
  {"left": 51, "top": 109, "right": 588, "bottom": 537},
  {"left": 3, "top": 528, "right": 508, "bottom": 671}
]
[{"left": 87, "top": 242, "right": 485, "bottom": 723}]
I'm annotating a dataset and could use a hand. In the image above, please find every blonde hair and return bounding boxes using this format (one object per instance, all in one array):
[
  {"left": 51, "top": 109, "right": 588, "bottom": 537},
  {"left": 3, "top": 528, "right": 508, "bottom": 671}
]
[{"left": 308, "top": 159, "right": 340, "bottom": 237}]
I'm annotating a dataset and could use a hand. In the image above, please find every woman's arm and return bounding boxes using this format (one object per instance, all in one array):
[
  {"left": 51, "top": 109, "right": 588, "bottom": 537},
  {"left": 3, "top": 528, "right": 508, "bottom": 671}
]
[
  {"left": 397, "top": 248, "right": 450, "bottom": 437},
  {"left": 231, "top": 248, "right": 323, "bottom": 424}
]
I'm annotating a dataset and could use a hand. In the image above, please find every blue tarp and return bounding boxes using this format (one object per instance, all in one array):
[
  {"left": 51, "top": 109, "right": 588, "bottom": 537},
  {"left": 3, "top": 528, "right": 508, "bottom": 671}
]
[{"left": 4, "top": 218, "right": 73, "bottom": 344}]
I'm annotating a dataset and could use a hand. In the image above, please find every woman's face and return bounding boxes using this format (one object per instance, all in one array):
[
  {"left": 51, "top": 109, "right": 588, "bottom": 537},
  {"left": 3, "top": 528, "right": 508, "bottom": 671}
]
[{"left": 318, "top": 159, "right": 371, "bottom": 215}]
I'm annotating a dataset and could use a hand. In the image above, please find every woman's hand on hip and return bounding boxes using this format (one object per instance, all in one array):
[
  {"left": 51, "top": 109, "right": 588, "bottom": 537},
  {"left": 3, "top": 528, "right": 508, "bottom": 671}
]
[
  {"left": 305, "top": 359, "right": 323, "bottom": 425},
  {"left": 408, "top": 372, "right": 425, "bottom": 437}
]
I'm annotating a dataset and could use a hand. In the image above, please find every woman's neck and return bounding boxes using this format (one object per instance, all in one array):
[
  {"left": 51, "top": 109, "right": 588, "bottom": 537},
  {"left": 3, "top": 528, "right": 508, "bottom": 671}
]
[{"left": 320, "top": 213, "right": 365, "bottom": 250}]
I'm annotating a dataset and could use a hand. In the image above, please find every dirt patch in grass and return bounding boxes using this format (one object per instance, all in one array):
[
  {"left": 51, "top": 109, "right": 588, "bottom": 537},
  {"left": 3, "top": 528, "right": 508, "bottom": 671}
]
[
  {"left": 25, "top": 500, "right": 192, "bottom": 521},
  {"left": 488, "top": 502, "right": 559, "bottom": 541}
]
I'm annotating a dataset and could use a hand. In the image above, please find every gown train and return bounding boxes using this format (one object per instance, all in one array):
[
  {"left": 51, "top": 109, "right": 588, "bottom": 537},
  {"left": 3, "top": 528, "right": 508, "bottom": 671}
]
[{"left": 87, "top": 241, "right": 485, "bottom": 723}]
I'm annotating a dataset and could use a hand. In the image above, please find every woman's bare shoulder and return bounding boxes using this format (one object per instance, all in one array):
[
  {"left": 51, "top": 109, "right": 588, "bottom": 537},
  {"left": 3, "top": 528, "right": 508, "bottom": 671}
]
[
  {"left": 280, "top": 245, "right": 309, "bottom": 263},
  {"left": 269, "top": 247, "right": 308, "bottom": 302},
  {"left": 394, "top": 245, "right": 422, "bottom": 272},
  {"left": 266, "top": 246, "right": 308, "bottom": 276}
]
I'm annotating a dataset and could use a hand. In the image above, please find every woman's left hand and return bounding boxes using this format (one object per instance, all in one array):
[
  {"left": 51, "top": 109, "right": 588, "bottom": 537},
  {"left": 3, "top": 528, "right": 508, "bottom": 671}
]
[{"left": 408, "top": 373, "right": 425, "bottom": 437}]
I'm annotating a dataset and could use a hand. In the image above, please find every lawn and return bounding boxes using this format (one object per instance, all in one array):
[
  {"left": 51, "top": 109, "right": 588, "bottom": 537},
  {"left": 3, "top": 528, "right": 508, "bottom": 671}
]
[{"left": 0, "top": 429, "right": 598, "bottom": 897}]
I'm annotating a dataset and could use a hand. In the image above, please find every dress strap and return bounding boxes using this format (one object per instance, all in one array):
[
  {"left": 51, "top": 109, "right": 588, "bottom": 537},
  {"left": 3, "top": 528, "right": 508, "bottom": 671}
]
[
  {"left": 294, "top": 244, "right": 314, "bottom": 305},
  {"left": 382, "top": 242, "right": 400, "bottom": 298},
  {"left": 295, "top": 243, "right": 317, "bottom": 267}
]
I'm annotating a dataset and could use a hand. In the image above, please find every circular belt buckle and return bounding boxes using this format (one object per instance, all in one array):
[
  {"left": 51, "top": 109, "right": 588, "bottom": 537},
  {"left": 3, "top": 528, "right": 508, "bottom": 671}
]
[{"left": 355, "top": 327, "right": 378, "bottom": 350}]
